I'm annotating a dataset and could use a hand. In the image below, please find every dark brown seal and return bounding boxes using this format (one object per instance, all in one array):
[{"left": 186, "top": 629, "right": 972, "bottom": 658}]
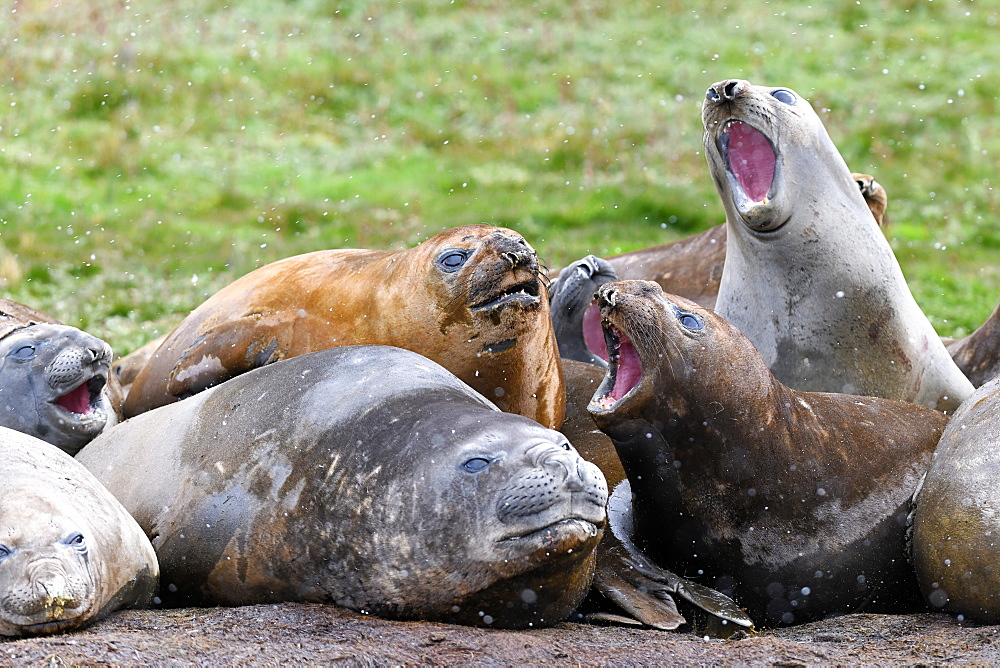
[
  {"left": 703, "top": 79, "right": 971, "bottom": 412},
  {"left": 561, "top": 357, "right": 753, "bottom": 633},
  {"left": 587, "top": 280, "right": 949, "bottom": 627},
  {"left": 911, "top": 375, "right": 1000, "bottom": 622},
  {"left": 123, "top": 225, "right": 565, "bottom": 429},
  {"left": 80, "top": 345, "right": 606, "bottom": 629},
  {"left": 946, "top": 300, "right": 1000, "bottom": 388},
  {"left": 1, "top": 427, "right": 158, "bottom": 637}
]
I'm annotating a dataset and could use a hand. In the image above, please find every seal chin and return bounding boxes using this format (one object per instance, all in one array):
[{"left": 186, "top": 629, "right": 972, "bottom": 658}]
[
  {"left": 590, "top": 323, "right": 643, "bottom": 412},
  {"left": 718, "top": 120, "right": 787, "bottom": 232}
]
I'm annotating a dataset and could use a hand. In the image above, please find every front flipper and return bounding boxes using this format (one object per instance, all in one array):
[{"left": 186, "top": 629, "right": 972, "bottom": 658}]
[
  {"left": 589, "top": 480, "right": 755, "bottom": 634},
  {"left": 166, "top": 317, "right": 290, "bottom": 400}
]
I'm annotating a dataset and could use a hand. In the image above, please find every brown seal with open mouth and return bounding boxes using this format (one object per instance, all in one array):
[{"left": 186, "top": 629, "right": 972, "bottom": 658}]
[
  {"left": 587, "top": 280, "right": 948, "bottom": 627},
  {"left": 123, "top": 225, "right": 565, "bottom": 429}
]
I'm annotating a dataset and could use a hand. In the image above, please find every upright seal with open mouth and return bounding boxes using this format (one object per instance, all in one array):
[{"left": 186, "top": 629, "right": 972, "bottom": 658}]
[
  {"left": 587, "top": 280, "right": 949, "bottom": 627},
  {"left": 703, "top": 78, "right": 972, "bottom": 412}
]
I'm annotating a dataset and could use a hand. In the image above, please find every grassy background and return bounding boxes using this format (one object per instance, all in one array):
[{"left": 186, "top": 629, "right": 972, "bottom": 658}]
[{"left": 1, "top": 0, "right": 997, "bottom": 355}]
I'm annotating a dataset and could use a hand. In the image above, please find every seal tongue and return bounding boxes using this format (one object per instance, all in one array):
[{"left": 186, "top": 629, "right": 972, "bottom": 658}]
[
  {"left": 611, "top": 333, "right": 641, "bottom": 400},
  {"left": 582, "top": 301, "right": 609, "bottom": 362},
  {"left": 726, "top": 121, "right": 775, "bottom": 202},
  {"left": 55, "top": 383, "right": 92, "bottom": 415}
]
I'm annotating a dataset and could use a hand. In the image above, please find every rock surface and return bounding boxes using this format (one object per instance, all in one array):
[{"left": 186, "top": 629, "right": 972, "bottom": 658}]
[{"left": 3, "top": 605, "right": 998, "bottom": 666}]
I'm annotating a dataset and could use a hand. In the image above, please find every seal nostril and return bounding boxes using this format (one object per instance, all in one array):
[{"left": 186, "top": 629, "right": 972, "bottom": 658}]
[
  {"left": 723, "top": 80, "right": 740, "bottom": 100},
  {"left": 706, "top": 87, "right": 721, "bottom": 102}
]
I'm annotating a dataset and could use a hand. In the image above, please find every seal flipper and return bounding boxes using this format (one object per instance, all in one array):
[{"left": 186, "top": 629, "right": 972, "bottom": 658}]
[
  {"left": 166, "top": 318, "right": 289, "bottom": 400},
  {"left": 592, "top": 480, "right": 754, "bottom": 634}
]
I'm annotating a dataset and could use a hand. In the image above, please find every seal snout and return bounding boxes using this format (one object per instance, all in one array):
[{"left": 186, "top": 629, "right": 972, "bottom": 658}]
[{"left": 706, "top": 79, "right": 749, "bottom": 103}]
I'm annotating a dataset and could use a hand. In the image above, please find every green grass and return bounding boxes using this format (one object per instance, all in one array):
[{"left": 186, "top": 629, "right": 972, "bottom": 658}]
[{"left": 0, "top": 0, "right": 997, "bottom": 353}]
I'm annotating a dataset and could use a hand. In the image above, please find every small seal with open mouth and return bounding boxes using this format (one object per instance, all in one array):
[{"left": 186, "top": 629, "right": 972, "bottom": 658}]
[
  {"left": 0, "top": 321, "right": 118, "bottom": 455},
  {"left": 587, "top": 280, "right": 948, "bottom": 627},
  {"left": 703, "top": 78, "right": 972, "bottom": 412},
  {"left": 123, "top": 225, "right": 564, "bottom": 429}
]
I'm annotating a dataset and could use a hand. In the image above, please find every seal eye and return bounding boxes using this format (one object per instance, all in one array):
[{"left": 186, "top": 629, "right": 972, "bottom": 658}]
[
  {"left": 0, "top": 544, "right": 10, "bottom": 561},
  {"left": 64, "top": 532, "right": 86, "bottom": 551},
  {"left": 771, "top": 89, "right": 797, "bottom": 105},
  {"left": 11, "top": 344, "right": 36, "bottom": 360},
  {"left": 462, "top": 457, "right": 491, "bottom": 473},
  {"left": 437, "top": 250, "right": 470, "bottom": 272},
  {"left": 678, "top": 312, "right": 704, "bottom": 331}
]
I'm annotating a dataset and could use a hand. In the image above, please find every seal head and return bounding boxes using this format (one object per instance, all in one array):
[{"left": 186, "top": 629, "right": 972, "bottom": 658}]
[
  {"left": 0, "top": 323, "right": 116, "bottom": 455},
  {"left": 0, "top": 427, "right": 158, "bottom": 637},
  {"left": 587, "top": 280, "right": 947, "bottom": 626},
  {"left": 84, "top": 346, "right": 604, "bottom": 628}
]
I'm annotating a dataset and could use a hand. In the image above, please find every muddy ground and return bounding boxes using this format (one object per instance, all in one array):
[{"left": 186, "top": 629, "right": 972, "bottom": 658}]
[{"left": 3, "top": 605, "right": 999, "bottom": 666}]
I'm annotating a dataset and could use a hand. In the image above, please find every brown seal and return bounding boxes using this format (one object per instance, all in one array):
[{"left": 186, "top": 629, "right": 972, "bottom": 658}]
[
  {"left": 911, "top": 375, "right": 1000, "bottom": 621},
  {"left": 587, "top": 280, "right": 949, "bottom": 627},
  {"left": 123, "top": 225, "right": 565, "bottom": 429},
  {"left": 112, "top": 333, "right": 167, "bottom": 393},
  {"left": 946, "top": 300, "right": 1000, "bottom": 388},
  {"left": 703, "top": 79, "right": 972, "bottom": 412},
  {"left": 1, "top": 427, "right": 158, "bottom": 637},
  {"left": 80, "top": 345, "right": 605, "bottom": 629},
  {"left": 600, "top": 173, "right": 886, "bottom": 309}
]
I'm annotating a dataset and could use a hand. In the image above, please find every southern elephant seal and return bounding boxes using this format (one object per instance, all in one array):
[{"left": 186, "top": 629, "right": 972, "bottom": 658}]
[
  {"left": 0, "top": 427, "right": 158, "bottom": 637},
  {"left": 703, "top": 79, "right": 972, "bottom": 412},
  {"left": 80, "top": 346, "right": 606, "bottom": 629},
  {"left": 0, "top": 316, "right": 120, "bottom": 455},
  {"left": 911, "top": 375, "right": 1000, "bottom": 622},
  {"left": 587, "top": 280, "right": 948, "bottom": 627},
  {"left": 123, "top": 225, "right": 565, "bottom": 429}
]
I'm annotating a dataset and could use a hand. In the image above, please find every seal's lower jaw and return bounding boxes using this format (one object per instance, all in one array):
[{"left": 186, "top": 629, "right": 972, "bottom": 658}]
[
  {"left": 13, "top": 616, "right": 85, "bottom": 636},
  {"left": 499, "top": 518, "right": 603, "bottom": 558},
  {"left": 590, "top": 324, "right": 643, "bottom": 413},
  {"left": 718, "top": 120, "right": 786, "bottom": 233},
  {"left": 471, "top": 279, "right": 541, "bottom": 312}
]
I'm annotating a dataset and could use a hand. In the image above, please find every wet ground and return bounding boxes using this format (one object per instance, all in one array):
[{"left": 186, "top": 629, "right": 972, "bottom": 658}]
[{"left": 3, "top": 605, "right": 998, "bottom": 666}]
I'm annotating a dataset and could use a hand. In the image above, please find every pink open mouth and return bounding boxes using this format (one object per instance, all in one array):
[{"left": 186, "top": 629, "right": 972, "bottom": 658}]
[
  {"left": 55, "top": 382, "right": 94, "bottom": 415},
  {"left": 582, "top": 301, "right": 609, "bottom": 362},
  {"left": 594, "top": 324, "right": 643, "bottom": 410},
  {"left": 610, "top": 329, "right": 642, "bottom": 401},
  {"left": 723, "top": 120, "right": 775, "bottom": 202}
]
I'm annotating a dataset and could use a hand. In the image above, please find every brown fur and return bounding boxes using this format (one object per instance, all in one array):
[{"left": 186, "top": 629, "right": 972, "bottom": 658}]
[{"left": 123, "top": 226, "right": 565, "bottom": 428}]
